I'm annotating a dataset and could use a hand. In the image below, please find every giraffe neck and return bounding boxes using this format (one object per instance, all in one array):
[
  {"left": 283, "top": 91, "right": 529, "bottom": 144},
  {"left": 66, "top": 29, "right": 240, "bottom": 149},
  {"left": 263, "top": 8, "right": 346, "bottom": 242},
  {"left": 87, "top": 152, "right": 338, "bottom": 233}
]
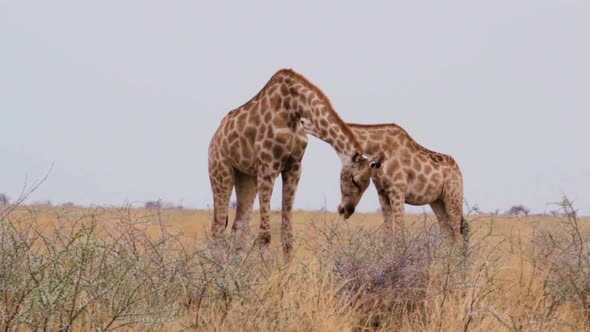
[
  {"left": 272, "top": 69, "right": 362, "bottom": 163},
  {"left": 348, "top": 126, "right": 377, "bottom": 154}
]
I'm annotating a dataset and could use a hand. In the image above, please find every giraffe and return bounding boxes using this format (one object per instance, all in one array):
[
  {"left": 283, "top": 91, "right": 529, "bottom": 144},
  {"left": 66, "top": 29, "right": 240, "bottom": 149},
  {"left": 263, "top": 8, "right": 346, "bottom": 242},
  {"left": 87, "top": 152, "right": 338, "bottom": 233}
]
[
  {"left": 208, "top": 69, "right": 372, "bottom": 260},
  {"left": 337, "top": 123, "right": 468, "bottom": 247}
]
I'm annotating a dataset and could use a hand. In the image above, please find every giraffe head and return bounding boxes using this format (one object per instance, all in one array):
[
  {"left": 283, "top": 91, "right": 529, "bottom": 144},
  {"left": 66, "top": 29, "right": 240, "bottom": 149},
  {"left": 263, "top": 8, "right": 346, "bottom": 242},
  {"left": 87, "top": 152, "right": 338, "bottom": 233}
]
[{"left": 337, "top": 153, "right": 381, "bottom": 219}]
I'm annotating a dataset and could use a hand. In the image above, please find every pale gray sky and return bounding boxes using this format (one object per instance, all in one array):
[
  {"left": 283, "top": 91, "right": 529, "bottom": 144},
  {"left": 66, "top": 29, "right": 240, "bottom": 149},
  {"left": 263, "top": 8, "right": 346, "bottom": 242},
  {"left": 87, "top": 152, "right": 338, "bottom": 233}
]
[{"left": 1, "top": 1, "right": 589, "bottom": 214}]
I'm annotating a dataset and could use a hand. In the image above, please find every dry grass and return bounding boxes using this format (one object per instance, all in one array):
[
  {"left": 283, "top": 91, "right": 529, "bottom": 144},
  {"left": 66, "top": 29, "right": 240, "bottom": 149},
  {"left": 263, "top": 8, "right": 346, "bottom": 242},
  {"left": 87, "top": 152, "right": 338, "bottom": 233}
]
[{"left": 2, "top": 202, "right": 590, "bottom": 331}]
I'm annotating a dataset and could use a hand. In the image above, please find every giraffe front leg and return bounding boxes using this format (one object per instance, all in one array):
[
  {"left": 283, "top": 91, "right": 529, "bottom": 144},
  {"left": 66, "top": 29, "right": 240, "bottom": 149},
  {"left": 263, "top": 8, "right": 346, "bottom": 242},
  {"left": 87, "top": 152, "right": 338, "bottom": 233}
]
[
  {"left": 377, "top": 190, "right": 393, "bottom": 244},
  {"left": 257, "top": 170, "right": 277, "bottom": 251},
  {"left": 281, "top": 161, "right": 302, "bottom": 262},
  {"left": 389, "top": 190, "right": 406, "bottom": 240}
]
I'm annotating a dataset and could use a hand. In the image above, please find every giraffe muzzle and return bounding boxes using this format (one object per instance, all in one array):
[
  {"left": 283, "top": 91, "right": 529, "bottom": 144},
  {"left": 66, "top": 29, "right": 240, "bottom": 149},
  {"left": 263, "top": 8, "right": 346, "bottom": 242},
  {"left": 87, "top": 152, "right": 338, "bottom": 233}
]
[{"left": 338, "top": 204, "right": 355, "bottom": 219}]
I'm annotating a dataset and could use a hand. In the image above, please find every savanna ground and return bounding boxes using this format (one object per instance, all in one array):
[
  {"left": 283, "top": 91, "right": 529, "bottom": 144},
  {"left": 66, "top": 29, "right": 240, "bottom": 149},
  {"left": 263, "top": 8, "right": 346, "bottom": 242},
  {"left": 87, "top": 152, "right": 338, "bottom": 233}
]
[{"left": 2, "top": 198, "right": 590, "bottom": 331}]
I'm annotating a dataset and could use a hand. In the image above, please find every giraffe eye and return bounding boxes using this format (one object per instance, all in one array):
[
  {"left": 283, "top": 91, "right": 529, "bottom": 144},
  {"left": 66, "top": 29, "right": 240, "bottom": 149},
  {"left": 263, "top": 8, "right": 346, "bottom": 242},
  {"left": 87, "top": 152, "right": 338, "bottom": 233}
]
[{"left": 351, "top": 175, "right": 361, "bottom": 190}]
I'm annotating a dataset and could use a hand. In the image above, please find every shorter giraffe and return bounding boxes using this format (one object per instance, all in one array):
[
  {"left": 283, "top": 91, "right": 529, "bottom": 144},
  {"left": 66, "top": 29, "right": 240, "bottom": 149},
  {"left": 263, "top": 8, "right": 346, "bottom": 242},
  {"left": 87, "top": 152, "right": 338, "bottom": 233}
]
[{"left": 338, "top": 123, "right": 468, "bottom": 246}]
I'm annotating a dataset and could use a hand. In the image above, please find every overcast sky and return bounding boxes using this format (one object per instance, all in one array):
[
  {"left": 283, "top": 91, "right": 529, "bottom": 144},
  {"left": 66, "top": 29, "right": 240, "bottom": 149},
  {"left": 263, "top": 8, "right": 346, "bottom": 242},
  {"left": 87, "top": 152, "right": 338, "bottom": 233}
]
[{"left": 1, "top": 1, "right": 589, "bottom": 215}]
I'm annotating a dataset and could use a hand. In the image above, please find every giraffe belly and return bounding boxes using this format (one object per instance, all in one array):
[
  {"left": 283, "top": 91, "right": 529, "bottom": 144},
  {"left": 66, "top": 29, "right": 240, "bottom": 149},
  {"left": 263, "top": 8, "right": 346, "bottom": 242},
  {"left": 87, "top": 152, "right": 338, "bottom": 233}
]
[
  {"left": 233, "top": 162, "right": 258, "bottom": 176},
  {"left": 405, "top": 194, "right": 432, "bottom": 206},
  {"left": 229, "top": 144, "right": 257, "bottom": 176},
  {"left": 405, "top": 183, "right": 443, "bottom": 206}
]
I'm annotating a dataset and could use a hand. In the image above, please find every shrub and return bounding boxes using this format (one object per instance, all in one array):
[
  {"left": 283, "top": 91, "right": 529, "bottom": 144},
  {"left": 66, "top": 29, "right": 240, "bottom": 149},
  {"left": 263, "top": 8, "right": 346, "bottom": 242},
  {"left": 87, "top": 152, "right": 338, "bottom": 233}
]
[
  {"left": 144, "top": 200, "right": 179, "bottom": 209},
  {"left": 0, "top": 206, "right": 192, "bottom": 330},
  {"left": 31, "top": 200, "right": 52, "bottom": 206},
  {"left": 533, "top": 197, "right": 590, "bottom": 321},
  {"left": 0, "top": 193, "right": 8, "bottom": 205},
  {"left": 506, "top": 204, "right": 531, "bottom": 216},
  {"left": 307, "top": 219, "right": 444, "bottom": 328},
  {"left": 145, "top": 200, "right": 162, "bottom": 209}
]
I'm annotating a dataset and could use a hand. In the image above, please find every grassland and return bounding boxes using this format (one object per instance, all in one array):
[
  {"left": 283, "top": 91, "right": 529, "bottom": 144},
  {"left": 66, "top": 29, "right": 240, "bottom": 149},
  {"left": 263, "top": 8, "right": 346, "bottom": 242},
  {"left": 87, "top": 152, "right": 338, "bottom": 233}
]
[{"left": 2, "top": 203, "right": 590, "bottom": 331}]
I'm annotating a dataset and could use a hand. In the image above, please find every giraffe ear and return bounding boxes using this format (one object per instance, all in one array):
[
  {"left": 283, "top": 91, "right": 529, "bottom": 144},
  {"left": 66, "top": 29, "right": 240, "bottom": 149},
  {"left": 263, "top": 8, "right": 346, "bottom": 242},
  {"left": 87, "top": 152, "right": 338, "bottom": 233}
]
[
  {"left": 352, "top": 152, "right": 368, "bottom": 163},
  {"left": 352, "top": 152, "right": 361, "bottom": 163}
]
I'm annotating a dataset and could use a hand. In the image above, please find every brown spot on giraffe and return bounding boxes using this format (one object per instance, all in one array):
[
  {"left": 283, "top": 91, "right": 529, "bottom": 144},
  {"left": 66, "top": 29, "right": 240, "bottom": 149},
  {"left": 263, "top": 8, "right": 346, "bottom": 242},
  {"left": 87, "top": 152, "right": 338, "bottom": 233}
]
[
  {"left": 244, "top": 127, "right": 257, "bottom": 141},
  {"left": 283, "top": 98, "right": 291, "bottom": 110},
  {"left": 260, "top": 152, "right": 272, "bottom": 163},
  {"left": 288, "top": 86, "right": 299, "bottom": 97},
  {"left": 329, "top": 128, "right": 338, "bottom": 138},
  {"left": 208, "top": 68, "right": 369, "bottom": 261},
  {"left": 406, "top": 169, "right": 416, "bottom": 182},
  {"left": 272, "top": 145, "right": 284, "bottom": 159},
  {"left": 280, "top": 84, "right": 289, "bottom": 96},
  {"left": 249, "top": 108, "right": 261, "bottom": 123},
  {"left": 412, "top": 156, "right": 422, "bottom": 171},
  {"left": 264, "top": 111, "right": 272, "bottom": 123}
]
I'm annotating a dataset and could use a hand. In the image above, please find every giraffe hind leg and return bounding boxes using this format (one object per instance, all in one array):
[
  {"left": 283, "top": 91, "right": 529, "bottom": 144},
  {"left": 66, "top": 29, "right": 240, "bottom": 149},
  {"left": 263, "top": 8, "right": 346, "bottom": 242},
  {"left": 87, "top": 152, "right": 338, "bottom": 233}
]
[
  {"left": 209, "top": 165, "right": 234, "bottom": 240},
  {"left": 442, "top": 193, "right": 464, "bottom": 243},
  {"left": 430, "top": 200, "right": 453, "bottom": 242},
  {"left": 280, "top": 161, "right": 302, "bottom": 262},
  {"left": 232, "top": 172, "right": 257, "bottom": 254},
  {"left": 441, "top": 188, "right": 469, "bottom": 259}
]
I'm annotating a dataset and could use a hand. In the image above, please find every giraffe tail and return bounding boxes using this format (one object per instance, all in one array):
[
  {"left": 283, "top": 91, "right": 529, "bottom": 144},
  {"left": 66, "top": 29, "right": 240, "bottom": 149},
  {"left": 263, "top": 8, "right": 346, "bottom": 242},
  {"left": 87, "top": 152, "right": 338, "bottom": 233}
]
[
  {"left": 225, "top": 216, "right": 229, "bottom": 229},
  {"left": 460, "top": 217, "right": 470, "bottom": 247},
  {"left": 460, "top": 217, "right": 470, "bottom": 263}
]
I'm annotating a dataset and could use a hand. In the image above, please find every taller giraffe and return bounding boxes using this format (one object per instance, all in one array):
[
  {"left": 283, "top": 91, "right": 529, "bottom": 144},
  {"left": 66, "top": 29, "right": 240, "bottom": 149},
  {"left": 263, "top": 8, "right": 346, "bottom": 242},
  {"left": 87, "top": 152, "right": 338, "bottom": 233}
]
[
  {"left": 337, "top": 123, "right": 468, "bottom": 247},
  {"left": 208, "top": 69, "right": 370, "bottom": 260}
]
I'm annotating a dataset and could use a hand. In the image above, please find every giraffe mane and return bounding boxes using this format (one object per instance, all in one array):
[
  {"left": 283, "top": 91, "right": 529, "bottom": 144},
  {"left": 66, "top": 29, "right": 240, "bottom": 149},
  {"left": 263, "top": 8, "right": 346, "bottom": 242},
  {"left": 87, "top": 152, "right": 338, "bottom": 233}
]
[
  {"left": 347, "top": 122, "right": 403, "bottom": 129},
  {"left": 348, "top": 122, "right": 452, "bottom": 163},
  {"left": 275, "top": 68, "right": 362, "bottom": 155}
]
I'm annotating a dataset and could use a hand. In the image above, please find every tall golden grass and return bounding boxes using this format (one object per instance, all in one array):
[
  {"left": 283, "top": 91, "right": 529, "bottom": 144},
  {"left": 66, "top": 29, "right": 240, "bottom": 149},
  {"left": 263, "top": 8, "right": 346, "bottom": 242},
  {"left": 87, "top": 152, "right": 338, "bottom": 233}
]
[{"left": 2, "top": 202, "right": 590, "bottom": 331}]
